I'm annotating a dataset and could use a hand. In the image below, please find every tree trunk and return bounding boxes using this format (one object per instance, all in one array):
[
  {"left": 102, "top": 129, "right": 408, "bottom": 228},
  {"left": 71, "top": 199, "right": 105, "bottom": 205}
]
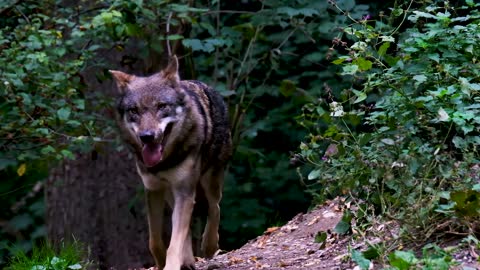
[{"left": 46, "top": 149, "right": 153, "bottom": 269}]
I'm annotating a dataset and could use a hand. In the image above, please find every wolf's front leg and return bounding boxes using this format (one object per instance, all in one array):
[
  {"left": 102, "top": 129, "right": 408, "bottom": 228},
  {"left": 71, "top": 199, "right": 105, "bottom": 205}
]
[
  {"left": 146, "top": 188, "right": 167, "bottom": 269},
  {"left": 164, "top": 187, "right": 196, "bottom": 270}
]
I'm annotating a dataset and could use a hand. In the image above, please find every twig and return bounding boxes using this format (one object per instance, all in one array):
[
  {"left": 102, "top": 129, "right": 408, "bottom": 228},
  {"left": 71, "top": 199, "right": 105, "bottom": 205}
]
[
  {"left": 166, "top": 12, "right": 173, "bottom": 57},
  {"left": 213, "top": 0, "right": 221, "bottom": 87},
  {"left": 276, "top": 26, "right": 298, "bottom": 50},
  {"left": 389, "top": 0, "right": 414, "bottom": 36},
  {"left": 231, "top": 25, "right": 262, "bottom": 89},
  {"left": 15, "top": 5, "right": 30, "bottom": 24}
]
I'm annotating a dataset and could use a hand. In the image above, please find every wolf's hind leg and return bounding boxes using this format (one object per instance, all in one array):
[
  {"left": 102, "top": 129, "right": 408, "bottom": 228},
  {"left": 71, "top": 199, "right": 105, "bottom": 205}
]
[
  {"left": 200, "top": 169, "right": 224, "bottom": 258},
  {"left": 146, "top": 189, "right": 167, "bottom": 268}
]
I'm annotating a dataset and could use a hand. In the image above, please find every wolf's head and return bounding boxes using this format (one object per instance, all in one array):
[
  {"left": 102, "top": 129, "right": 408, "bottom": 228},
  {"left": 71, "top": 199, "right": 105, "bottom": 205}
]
[{"left": 110, "top": 56, "right": 188, "bottom": 167}]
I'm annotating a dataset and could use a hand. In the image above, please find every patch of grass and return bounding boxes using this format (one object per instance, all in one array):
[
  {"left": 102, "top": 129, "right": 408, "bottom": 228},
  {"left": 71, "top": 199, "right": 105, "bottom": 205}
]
[{"left": 6, "top": 241, "right": 88, "bottom": 270}]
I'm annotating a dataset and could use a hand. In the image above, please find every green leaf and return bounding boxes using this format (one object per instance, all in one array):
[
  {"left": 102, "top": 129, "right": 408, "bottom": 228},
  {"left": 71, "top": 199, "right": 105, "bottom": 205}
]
[
  {"left": 332, "top": 58, "right": 346, "bottom": 65},
  {"left": 381, "top": 138, "right": 395, "bottom": 145},
  {"left": 41, "top": 145, "right": 56, "bottom": 155},
  {"left": 51, "top": 256, "right": 65, "bottom": 266},
  {"left": 169, "top": 4, "right": 208, "bottom": 13},
  {"left": 182, "top": 39, "right": 216, "bottom": 53},
  {"left": 389, "top": 250, "right": 418, "bottom": 269},
  {"left": 57, "top": 107, "right": 71, "bottom": 121},
  {"left": 308, "top": 169, "right": 321, "bottom": 180},
  {"left": 334, "top": 211, "right": 352, "bottom": 234},
  {"left": 351, "top": 249, "right": 371, "bottom": 270},
  {"left": 36, "top": 128, "right": 50, "bottom": 135},
  {"left": 314, "top": 231, "right": 327, "bottom": 249},
  {"left": 377, "top": 42, "right": 390, "bottom": 57},
  {"left": 18, "top": 93, "right": 32, "bottom": 105},
  {"left": 392, "top": 8, "right": 403, "bottom": 17},
  {"left": 337, "top": 0, "right": 355, "bottom": 11},
  {"left": 341, "top": 64, "right": 359, "bottom": 75},
  {"left": 451, "top": 190, "right": 480, "bottom": 217},
  {"left": 66, "top": 120, "right": 82, "bottom": 127},
  {"left": 334, "top": 219, "right": 350, "bottom": 234},
  {"left": 355, "top": 58, "right": 372, "bottom": 71},
  {"left": 363, "top": 246, "right": 380, "bottom": 260},
  {"left": 280, "top": 80, "right": 296, "bottom": 97},
  {"left": 413, "top": 74, "right": 427, "bottom": 86},
  {"left": 352, "top": 89, "right": 367, "bottom": 103},
  {"left": 167, "top": 34, "right": 184, "bottom": 40},
  {"left": 277, "top": 7, "right": 319, "bottom": 17},
  {"left": 9, "top": 214, "right": 33, "bottom": 230},
  {"left": 61, "top": 149, "right": 75, "bottom": 160},
  {"left": 428, "top": 53, "right": 440, "bottom": 63},
  {"left": 437, "top": 108, "right": 449, "bottom": 122},
  {"left": 408, "top": 11, "right": 437, "bottom": 23}
]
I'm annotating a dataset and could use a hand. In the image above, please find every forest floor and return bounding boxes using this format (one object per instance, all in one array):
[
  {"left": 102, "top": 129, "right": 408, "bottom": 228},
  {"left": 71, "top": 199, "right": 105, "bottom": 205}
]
[{"left": 143, "top": 198, "right": 480, "bottom": 270}]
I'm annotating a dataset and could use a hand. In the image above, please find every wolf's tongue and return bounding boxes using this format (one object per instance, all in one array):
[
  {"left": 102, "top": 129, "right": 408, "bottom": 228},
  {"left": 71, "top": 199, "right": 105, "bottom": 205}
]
[{"left": 142, "top": 143, "right": 163, "bottom": 167}]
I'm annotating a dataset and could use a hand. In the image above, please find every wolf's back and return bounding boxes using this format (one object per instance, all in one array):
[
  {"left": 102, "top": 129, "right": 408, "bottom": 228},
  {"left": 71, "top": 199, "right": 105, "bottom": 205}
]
[{"left": 180, "top": 80, "right": 232, "bottom": 170}]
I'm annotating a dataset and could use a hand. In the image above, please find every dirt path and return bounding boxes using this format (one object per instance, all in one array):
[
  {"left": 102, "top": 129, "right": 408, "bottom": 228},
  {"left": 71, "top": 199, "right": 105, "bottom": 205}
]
[
  {"left": 195, "top": 199, "right": 351, "bottom": 270},
  {"left": 140, "top": 199, "right": 480, "bottom": 270}
]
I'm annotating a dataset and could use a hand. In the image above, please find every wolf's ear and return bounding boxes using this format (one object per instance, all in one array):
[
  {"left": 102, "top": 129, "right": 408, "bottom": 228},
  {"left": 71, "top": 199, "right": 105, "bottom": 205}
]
[
  {"left": 161, "top": 55, "right": 180, "bottom": 85},
  {"left": 109, "top": 70, "right": 134, "bottom": 92}
]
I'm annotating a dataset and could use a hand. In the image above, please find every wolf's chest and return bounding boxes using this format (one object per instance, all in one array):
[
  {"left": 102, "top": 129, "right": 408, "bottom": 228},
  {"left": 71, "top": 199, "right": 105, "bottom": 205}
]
[{"left": 136, "top": 156, "right": 197, "bottom": 191}]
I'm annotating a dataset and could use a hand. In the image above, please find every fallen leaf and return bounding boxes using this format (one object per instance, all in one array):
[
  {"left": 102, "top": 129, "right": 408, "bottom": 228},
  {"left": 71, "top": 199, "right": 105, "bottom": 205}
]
[
  {"left": 307, "top": 216, "right": 321, "bottom": 225},
  {"left": 17, "top": 163, "right": 26, "bottom": 176},
  {"left": 265, "top": 226, "right": 280, "bottom": 234},
  {"left": 281, "top": 224, "right": 298, "bottom": 232},
  {"left": 255, "top": 235, "right": 269, "bottom": 248},
  {"left": 228, "top": 256, "right": 244, "bottom": 265}
]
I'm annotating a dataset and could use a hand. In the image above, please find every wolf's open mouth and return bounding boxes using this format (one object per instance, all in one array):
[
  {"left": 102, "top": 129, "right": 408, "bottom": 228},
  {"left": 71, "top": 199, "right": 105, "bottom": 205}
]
[{"left": 141, "top": 123, "right": 173, "bottom": 167}]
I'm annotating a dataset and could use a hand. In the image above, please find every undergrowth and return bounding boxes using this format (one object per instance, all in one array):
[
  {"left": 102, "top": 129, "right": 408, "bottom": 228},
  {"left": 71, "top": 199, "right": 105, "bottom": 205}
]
[
  {"left": 298, "top": 0, "right": 480, "bottom": 267},
  {"left": 6, "top": 241, "right": 88, "bottom": 270}
]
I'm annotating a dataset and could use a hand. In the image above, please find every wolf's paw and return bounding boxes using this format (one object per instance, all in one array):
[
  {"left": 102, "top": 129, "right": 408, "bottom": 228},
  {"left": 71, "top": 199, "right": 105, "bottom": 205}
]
[{"left": 180, "top": 264, "right": 196, "bottom": 270}]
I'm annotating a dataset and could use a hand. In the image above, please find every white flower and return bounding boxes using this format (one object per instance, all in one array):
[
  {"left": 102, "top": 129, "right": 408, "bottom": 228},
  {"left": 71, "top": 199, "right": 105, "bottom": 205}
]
[
  {"left": 391, "top": 161, "right": 405, "bottom": 168},
  {"left": 329, "top": 101, "right": 345, "bottom": 117}
]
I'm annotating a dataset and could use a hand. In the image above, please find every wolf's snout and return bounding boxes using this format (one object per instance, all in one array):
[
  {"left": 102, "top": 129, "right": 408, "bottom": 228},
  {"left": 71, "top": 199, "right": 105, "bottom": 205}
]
[{"left": 139, "top": 131, "right": 155, "bottom": 144}]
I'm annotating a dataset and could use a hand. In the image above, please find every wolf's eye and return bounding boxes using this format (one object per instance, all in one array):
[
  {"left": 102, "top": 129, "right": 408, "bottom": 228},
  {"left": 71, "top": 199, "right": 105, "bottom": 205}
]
[
  {"left": 127, "top": 108, "right": 138, "bottom": 115},
  {"left": 126, "top": 108, "right": 139, "bottom": 121}
]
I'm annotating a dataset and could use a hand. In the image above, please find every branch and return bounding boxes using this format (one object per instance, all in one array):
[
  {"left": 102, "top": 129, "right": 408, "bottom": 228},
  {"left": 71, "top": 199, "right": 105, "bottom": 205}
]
[{"left": 166, "top": 12, "right": 173, "bottom": 57}]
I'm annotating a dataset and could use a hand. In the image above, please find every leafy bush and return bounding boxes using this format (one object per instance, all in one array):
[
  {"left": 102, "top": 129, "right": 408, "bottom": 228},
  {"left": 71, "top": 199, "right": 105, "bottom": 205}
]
[
  {"left": 0, "top": 2, "right": 107, "bottom": 170},
  {"left": 298, "top": 0, "right": 480, "bottom": 240}
]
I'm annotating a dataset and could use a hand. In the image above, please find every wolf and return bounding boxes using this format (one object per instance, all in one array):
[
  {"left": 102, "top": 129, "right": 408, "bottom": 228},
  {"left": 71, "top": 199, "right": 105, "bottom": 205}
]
[{"left": 109, "top": 56, "right": 232, "bottom": 270}]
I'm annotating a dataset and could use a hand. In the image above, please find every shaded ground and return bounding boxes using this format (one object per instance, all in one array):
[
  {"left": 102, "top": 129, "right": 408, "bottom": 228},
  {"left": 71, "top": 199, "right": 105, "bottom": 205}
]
[
  {"left": 195, "top": 199, "right": 347, "bottom": 270},
  {"left": 139, "top": 198, "right": 480, "bottom": 270}
]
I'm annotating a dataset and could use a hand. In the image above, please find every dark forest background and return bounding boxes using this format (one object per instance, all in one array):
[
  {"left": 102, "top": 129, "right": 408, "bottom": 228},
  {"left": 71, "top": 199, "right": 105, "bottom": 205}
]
[{"left": 1, "top": 0, "right": 479, "bottom": 269}]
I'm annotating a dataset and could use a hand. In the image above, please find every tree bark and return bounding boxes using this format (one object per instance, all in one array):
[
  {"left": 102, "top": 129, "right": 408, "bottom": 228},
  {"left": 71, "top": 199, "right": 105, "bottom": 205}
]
[{"left": 46, "top": 149, "right": 153, "bottom": 269}]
